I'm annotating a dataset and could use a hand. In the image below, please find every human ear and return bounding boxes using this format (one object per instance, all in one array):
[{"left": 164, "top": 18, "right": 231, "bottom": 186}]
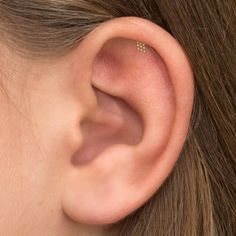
[{"left": 61, "top": 17, "right": 194, "bottom": 225}]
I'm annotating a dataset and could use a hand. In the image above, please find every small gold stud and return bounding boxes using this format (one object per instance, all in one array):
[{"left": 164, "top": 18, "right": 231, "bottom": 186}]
[{"left": 136, "top": 41, "right": 146, "bottom": 53}]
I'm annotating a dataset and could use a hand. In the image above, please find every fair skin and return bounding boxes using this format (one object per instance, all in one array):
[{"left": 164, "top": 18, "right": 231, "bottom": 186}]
[{"left": 0, "top": 17, "right": 194, "bottom": 235}]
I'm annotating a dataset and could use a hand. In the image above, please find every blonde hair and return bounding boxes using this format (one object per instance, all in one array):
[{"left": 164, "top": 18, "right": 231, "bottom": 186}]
[{"left": 0, "top": 1, "right": 235, "bottom": 235}]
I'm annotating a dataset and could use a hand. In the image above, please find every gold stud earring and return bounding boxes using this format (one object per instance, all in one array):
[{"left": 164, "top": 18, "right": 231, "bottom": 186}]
[{"left": 136, "top": 41, "right": 146, "bottom": 53}]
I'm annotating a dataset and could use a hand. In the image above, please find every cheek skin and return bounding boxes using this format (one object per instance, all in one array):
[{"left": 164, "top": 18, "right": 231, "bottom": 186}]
[
  {"left": 0, "top": 89, "right": 66, "bottom": 235},
  {"left": 0, "top": 59, "right": 97, "bottom": 235}
]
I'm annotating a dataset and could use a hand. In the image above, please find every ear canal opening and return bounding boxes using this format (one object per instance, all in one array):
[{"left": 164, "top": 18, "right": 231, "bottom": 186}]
[{"left": 71, "top": 87, "right": 144, "bottom": 165}]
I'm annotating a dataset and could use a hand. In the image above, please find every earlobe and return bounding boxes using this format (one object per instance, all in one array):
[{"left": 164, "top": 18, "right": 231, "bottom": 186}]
[{"left": 62, "top": 17, "right": 194, "bottom": 225}]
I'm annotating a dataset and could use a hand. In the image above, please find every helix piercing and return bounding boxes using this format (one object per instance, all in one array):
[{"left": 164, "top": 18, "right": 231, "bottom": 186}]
[{"left": 136, "top": 41, "right": 146, "bottom": 53}]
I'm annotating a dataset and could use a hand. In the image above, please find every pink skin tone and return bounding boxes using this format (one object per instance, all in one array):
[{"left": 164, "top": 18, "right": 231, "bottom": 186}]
[{"left": 0, "top": 17, "right": 194, "bottom": 235}]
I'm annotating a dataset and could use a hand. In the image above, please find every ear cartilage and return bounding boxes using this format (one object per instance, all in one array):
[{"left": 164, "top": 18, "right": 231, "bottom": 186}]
[{"left": 136, "top": 41, "right": 147, "bottom": 53}]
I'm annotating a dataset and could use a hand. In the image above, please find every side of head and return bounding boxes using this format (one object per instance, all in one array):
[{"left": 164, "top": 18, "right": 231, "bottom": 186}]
[{"left": 0, "top": 1, "right": 235, "bottom": 236}]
